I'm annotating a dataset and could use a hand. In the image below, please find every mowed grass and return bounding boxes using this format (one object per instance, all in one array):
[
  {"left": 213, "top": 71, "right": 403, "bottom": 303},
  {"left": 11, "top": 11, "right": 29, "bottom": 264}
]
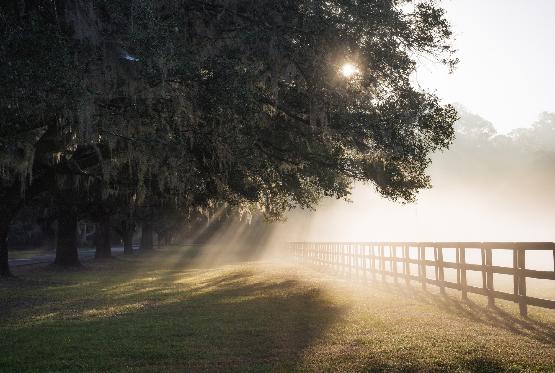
[
  {"left": 0, "top": 247, "right": 554, "bottom": 372},
  {"left": 7, "top": 249, "right": 52, "bottom": 260},
  {"left": 8, "top": 248, "right": 95, "bottom": 260}
]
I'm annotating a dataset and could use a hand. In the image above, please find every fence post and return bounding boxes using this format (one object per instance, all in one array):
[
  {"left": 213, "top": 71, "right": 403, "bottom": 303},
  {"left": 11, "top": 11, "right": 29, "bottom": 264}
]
[
  {"left": 355, "top": 243, "right": 362, "bottom": 279},
  {"left": 392, "top": 246, "right": 398, "bottom": 284},
  {"left": 403, "top": 245, "right": 409, "bottom": 285},
  {"left": 513, "top": 248, "right": 518, "bottom": 304},
  {"left": 517, "top": 249, "right": 527, "bottom": 317},
  {"left": 370, "top": 245, "right": 377, "bottom": 282},
  {"left": 341, "top": 244, "right": 345, "bottom": 275},
  {"left": 403, "top": 246, "right": 410, "bottom": 285},
  {"left": 460, "top": 247, "right": 468, "bottom": 301},
  {"left": 481, "top": 248, "right": 487, "bottom": 296},
  {"left": 353, "top": 244, "right": 356, "bottom": 277},
  {"left": 339, "top": 243, "right": 342, "bottom": 272},
  {"left": 486, "top": 248, "right": 494, "bottom": 307},
  {"left": 456, "top": 246, "right": 460, "bottom": 286},
  {"left": 315, "top": 243, "right": 318, "bottom": 266},
  {"left": 333, "top": 244, "right": 336, "bottom": 271},
  {"left": 345, "top": 244, "right": 349, "bottom": 278},
  {"left": 380, "top": 245, "right": 385, "bottom": 282},
  {"left": 329, "top": 243, "right": 332, "bottom": 268},
  {"left": 362, "top": 244, "right": 367, "bottom": 281},
  {"left": 314, "top": 242, "right": 317, "bottom": 265},
  {"left": 437, "top": 246, "right": 445, "bottom": 295},
  {"left": 419, "top": 246, "right": 426, "bottom": 290},
  {"left": 350, "top": 244, "right": 353, "bottom": 276},
  {"left": 337, "top": 244, "right": 340, "bottom": 273},
  {"left": 433, "top": 247, "right": 439, "bottom": 284}
]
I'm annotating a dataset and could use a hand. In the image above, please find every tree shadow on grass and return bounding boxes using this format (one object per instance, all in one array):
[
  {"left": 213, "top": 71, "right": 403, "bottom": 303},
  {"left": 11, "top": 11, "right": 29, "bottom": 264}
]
[
  {"left": 0, "top": 269, "right": 346, "bottom": 372},
  {"left": 460, "top": 356, "right": 517, "bottom": 373},
  {"left": 0, "top": 275, "right": 80, "bottom": 319},
  {"left": 321, "top": 265, "right": 555, "bottom": 346},
  {"left": 401, "top": 285, "right": 555, "bottom": 345},
  {"left": 358, "top": 354, "right": 514, "bottom": 373}
]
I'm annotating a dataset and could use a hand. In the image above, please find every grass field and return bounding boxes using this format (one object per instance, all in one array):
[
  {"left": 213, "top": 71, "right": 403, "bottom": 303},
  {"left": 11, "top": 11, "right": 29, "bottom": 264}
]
[
  {"left": 1, "top": 247, "right": 554, "bottom": 372},
  {"left": 7, "top": 247, "right": 96, "bottom": 260},
  {"left": 7, "top": 249, "right": 52, "bottom": 260}
]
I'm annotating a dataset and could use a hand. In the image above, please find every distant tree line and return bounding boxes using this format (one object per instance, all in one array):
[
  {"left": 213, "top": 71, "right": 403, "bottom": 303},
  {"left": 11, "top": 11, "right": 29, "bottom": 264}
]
[
  {"left": 0, "top": 0, "right": 457, "bottom": 276},
  {"left": 433, "top": 108, "right": 555, "bottom": 207}
]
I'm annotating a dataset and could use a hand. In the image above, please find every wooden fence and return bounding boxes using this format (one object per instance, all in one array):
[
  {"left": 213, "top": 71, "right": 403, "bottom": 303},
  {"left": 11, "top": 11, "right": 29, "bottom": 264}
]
[{"left": 290, "top": 242, "right": 555, "bottom": 316}]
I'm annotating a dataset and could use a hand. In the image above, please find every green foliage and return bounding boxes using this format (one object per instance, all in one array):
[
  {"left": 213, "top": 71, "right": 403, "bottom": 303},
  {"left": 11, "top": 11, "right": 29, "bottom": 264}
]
[
  {"left": 1, "top": 0, "right": 458, "bottom": 221},
  {"left": 0, "top": 2, "right": 79, "bottom": 190}
]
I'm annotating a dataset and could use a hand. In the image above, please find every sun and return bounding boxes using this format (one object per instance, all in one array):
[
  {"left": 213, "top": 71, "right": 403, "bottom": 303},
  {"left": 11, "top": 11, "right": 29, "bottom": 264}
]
[{"left": 340, "top": 63, "right": 359, "bottom": 78}]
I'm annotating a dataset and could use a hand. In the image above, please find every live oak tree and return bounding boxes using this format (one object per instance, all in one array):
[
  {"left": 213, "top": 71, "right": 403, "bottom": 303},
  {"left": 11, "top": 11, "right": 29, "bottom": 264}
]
[
  {"left": 0, "top": 2, "right": 82, "bottom": 275},
  {"left": 0, "top": 0, "right": 457, "bottom": 276},
  {"left": 147, "top": 0, "right": 458, "bottom": 218}
]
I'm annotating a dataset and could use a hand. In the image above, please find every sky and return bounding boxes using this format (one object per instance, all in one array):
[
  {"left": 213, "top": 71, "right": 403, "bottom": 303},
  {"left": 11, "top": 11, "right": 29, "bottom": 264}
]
[
  {"left": 415, "top": 0, "right": 555, "bottom": 133},
  {"left": 270, "top": 2, "right": 555, "bottom": 245}
]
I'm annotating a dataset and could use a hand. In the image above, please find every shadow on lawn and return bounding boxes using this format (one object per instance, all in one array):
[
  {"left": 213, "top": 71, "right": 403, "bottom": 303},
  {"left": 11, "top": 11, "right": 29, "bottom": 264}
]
[
  {"left": 368, "top": 355, "right": 516, "bottom": 373},
  {"left": 316, "top": 265, "right": 555, "bottom": 347},
  {"left": 357, "top": 355, "right": 510, "bottom": 373},
  {"left": 0, "top": 267, "right": 346, "bottom": 372},
  {"left": 425, "top": 293, "right": 555, "bottom": 344},
  {"left": 373, "top": 280, "right": 555, "bottom": 345}
]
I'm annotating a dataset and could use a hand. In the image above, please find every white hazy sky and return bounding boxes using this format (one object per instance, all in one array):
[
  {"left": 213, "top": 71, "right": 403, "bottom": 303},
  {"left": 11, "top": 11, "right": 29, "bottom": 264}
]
[
  {"left": 415, "top": 0, "right": 555, "bottom": 133},
  {"left": 269, "top": 1, "right": 555, "bottom": 255}
]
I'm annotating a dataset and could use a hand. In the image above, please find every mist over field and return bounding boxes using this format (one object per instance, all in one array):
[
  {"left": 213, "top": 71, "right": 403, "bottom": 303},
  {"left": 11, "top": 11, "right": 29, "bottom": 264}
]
[
  {"left": 190, "top": 108, "right": 555, "bottom": 270},
  {"left": 271, "top": 108, "right": 555, "bottom": 244}
]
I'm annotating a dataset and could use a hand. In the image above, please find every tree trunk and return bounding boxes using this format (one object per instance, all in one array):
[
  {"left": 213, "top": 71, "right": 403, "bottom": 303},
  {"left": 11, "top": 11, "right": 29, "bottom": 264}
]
[
  {"left": 55, "top": 206, "right": 80, "bottom": 266},
  {"left": 122, "top": 221, "right": 134, "bottom": 255},
  {"left": 0, "top": 128, "right": 57, "bottom": 274},
  {"left": 0, "top": 220, "right": 12, "bottom": 277},
  {"left": 0, "top": 183, "right": 25, "bottom": 277},
  {"left": 159, "top": 230, "right": 173, "bottom": 247},
  {"left": 123, "top": 230, "right": 134, "bottom": 255},
  {"left": 43, "top": 219, "right": 57, "bottom": 251},
  {"left": 140, "top": 222, "right": 153, "bottom": 251},
  {"left": 95, "top": 217, "right": 112, "bottom": 259}
]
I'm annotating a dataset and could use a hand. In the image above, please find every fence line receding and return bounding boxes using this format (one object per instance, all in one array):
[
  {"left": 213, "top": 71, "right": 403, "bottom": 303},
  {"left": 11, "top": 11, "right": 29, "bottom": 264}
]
[{"left": 290, "top": 242, "right": 555, "bottom": 316}]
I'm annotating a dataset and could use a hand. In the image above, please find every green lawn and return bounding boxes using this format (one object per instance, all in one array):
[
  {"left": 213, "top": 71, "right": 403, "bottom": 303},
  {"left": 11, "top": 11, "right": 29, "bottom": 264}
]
[
  {"left": 1, "top": 247, "right": 554, "bottom": 372},
  {"left": 7, "top": 249, "right": 52, "bottom": 260},
  {"left": 8, "top": 248, "right": 96, "bottom": 260}
]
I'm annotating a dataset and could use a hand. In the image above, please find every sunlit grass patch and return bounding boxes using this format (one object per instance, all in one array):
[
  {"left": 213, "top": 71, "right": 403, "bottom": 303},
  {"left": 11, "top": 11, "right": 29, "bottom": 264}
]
[{"left": 82, "top": 302, "right": 152, "bottom": 318}]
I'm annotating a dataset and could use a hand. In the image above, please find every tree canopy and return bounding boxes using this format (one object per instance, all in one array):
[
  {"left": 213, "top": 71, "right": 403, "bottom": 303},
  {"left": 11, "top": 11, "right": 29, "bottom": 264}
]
[{"left": 0, "top": 0, "right": 458, "bottom": 275}]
